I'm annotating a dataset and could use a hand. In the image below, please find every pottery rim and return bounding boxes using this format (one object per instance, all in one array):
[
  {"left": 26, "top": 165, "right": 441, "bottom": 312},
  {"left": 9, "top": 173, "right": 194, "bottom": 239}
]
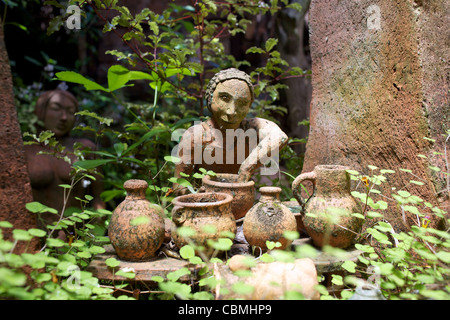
[
  {"left": 202, "top": 173, "right": 255, "bottom": 188},
  {"left": 172, "top": 192, "right": 233, "bottom": 208}
]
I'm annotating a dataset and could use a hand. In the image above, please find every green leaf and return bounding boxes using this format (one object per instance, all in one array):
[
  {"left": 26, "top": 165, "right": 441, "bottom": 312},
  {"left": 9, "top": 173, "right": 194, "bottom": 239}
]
[
  {"left": 283, "top": 230, "right": 299, "bottom": 241},
  {"left": 355, "top": 244, "right": 375, "bottom": 253},
  {"left": 346, "top": 169, "right": 360, "bottom": 175},
  {"left": 436, "top": 251, "right": 450, "bottom": 263},
  {"left": 164, "top": 155, "right": 181, "bottom": 164},
  {"left": 266, "top": 240, "right": 282, "bottom": 250},
  {"left": 409, "top": 180, "right": 424, "bottom": 186},
  {"left": 46, "top": 238, "right": 66, "bottom": 248},
  {"left": 207, "top": 238, "right": 233, "bottom": 251},
  {"left": 130, "top": 216, "right": 150, "bottom": 226},
  {"left": 397, "top": 190, "right": 411, "bottom": 198},
  {"left": 403, "top": 205, "right": 420, "bottom": 215},
  {"left": 159, "top": 281, "right": 191, "bottom": 299},
  {"left": 105, "top": 258, "right": 120, "bottom": 268},
  {"left": 341, "top": 260, "right": 356, "bottom": 273},
  {"left": 55, "top": 71, "right": 108, "bottom": 92},
  {"left": 75, "top": 110, "right": 114, "bottom": 126},
  {"left": 35, "top": 273, "right": 52, "bottom": 283},
  {"left": 367, "top": 211, "right": 384, "bottom": 218},
  {"left": 13, "top": 229, "right": 32, "bottom": 241},
  {"left": 0, "top": 221, "right": 13, "bottom": 228},
  {"left": 116, "top": 269, "right": 136, "bottom": 279},
  {"left": 179, "top": 245, "right": 195, "bottom": 260},
  {"left": 88, "top": 246, "right": 106, "bottom": 255},
  {"left": 259, "top": 253, "right": 275, "bottom": 263},
  {"left": 151, "top": 275, "right": 164, "bottom": 283},
  {"left": 380, "top": 169, "right": 395, "bottom": 174},
  {"left": 113, "top": 142, "right": 125, "bottom": 157},
  {"left": 167, "top": 267, "right": 190, "bottom": 282},
  {"left": 0, "top": 268, "right": 27, "bottom": 287},
  {"left": 265, "top": 38, "right": 278, "bottom": 52},
  {"left": 331, "top": 274, "right": 343, "bottom": 286},
  {"left": 77, "top": 251, "right": 92, "bottom": 259},
  {"left": 73, "top": 159, "right": 115, "bottom": 170},
  {"left": 28, "top": 228, "right": 47, "bottom": 237},
  {"left": 107, "top": 65, "right": 132, "bottom": 92},
  {"left": 232, "top": 282, "right": 254, "bottom": 295},
  {"left": 245, "top": 47, "right": 265, "bottom": 55},
  {"left": 26, "top": 202, "right": 58, "bottom": 214},
  {"left": 175, "top": 226, "right": 196, "bottom": 239},
  {"left": 201, "top": 225, "right": 217, "bottom": 235}
]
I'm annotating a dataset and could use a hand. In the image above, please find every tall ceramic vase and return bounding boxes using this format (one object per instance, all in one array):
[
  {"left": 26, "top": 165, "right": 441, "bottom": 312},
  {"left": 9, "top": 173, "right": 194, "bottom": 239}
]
[
  {"left": 109, "top": 179, "right": 165, "bottom": 261},
  {"left": 292, "top": 165, "right": 362, "bottom": 249}
]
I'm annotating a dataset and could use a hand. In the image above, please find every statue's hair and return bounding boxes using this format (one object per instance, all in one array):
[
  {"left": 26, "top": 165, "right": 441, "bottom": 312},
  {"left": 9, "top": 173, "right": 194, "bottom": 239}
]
[
  {"left": 205, "top": 68, "right": 254, "bottom": 112},
  {"left": 35, "top": 90, "right": 78, "bottom": 122}
]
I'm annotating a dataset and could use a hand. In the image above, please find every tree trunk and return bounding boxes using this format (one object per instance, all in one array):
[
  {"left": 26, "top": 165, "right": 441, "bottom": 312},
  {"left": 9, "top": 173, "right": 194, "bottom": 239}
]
[
  {"left": 302, "top": 0, "right": 449, "bottom": 231},
  {"left": 0, "top": 19, "right": 38, "bottom": 253}
]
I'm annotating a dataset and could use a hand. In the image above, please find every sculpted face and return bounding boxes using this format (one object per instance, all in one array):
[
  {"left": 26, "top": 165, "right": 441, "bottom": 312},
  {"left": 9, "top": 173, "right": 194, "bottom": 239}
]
[
  {"left": 44, "top": 92, "right": 77, "bottom": 137},
  {"left": 210, "top": 79, "right": 252, "bottom": 130}
]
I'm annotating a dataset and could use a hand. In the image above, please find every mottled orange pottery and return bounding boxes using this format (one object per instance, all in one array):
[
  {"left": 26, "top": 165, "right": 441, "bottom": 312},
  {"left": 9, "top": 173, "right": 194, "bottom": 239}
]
[
  {"left": 171, "top": 192, "right": 236, "bottom": 253},
  {"left": 292, "top": 165, "right": 362, "bottom": 249},
  {"left": 109, "top": 179, "right": 165, "bottom": 261},
  {"left": 202, "top": 173, "right": 255, "bottom": 220},
  {"left": 243, "top": 186, "right": 297, "bottom": 251}
]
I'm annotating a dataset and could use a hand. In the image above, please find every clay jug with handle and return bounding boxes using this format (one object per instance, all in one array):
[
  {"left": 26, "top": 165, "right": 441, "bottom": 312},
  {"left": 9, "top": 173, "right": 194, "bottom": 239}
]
[{"left": 292, "top": 165, "right": 362, "bottom": 249}]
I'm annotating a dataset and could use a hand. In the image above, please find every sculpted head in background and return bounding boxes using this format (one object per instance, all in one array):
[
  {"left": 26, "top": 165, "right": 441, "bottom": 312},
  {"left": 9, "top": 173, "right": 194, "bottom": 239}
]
[
  {"left": 205, "top": 68, "right": 254, "bottom": 130},
  {"left": 34, "top": 90, "right": 78, "bottom": 138}
]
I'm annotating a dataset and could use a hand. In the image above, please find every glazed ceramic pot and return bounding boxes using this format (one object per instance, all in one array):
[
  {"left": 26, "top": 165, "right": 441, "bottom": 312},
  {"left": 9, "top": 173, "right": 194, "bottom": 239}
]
[
  {"left": 109, "top": 179, "right": 165, "bottom": 261},
  {"left": 292, "top": 165, "right": 362, "bottom": 249},
  {"left": 202, "top": 173, "right": 255, "bottom": 220},
  {"left": 171, "top": 192, "right": 236, "bottom": 254},
  {"left": 243, "top": 186, "right": 297, "bottom": 251}
]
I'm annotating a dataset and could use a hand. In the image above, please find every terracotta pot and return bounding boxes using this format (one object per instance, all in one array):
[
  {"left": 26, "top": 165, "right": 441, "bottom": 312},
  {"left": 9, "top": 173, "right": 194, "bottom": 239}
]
[
  {"left": 243, "top": 186, "right": 297, "bottom": 251},
  {"left": 202, "top": 173, "right": 255, "bottom": 220},
  {"left": 292, "top": 165, "right": 362, "bottom": 249},
  {"left": 171, "top": 192, "right": 236, "bottom": 254},
  {"left": 109, "top": 179, "right": 165, "bottom": 261}
]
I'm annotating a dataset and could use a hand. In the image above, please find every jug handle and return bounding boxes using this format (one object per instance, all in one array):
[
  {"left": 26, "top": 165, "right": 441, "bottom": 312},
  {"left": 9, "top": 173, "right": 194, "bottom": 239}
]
[
  {"left": 292, "top": 171, "right": 316, "bottom": 213},
  {"left": 171, "top": 206, "right": 186, "bottom": 225}
]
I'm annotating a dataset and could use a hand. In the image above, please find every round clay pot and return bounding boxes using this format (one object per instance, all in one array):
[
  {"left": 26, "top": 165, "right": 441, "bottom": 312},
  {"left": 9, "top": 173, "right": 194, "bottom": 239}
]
[
  {"left": 109, "top": 179, "right": 165, "bottom": 261},
  {"left": 202, "top": 173, "right": 255, "bottom": 220},
  {"left": 292, "top": 165, "right": 362, "bottom": 249},
  {"left": 243, "top": 186, "right": 297, "bottom": 251},
  {"left": 171, "top": 192, "right": 236, "bottom": 255}
]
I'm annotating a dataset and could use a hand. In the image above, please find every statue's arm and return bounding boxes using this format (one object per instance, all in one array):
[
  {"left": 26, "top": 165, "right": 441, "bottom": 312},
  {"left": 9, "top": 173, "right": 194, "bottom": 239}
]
[{"left": 238, "top": 118, "right": 288, "bottom": 182}]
